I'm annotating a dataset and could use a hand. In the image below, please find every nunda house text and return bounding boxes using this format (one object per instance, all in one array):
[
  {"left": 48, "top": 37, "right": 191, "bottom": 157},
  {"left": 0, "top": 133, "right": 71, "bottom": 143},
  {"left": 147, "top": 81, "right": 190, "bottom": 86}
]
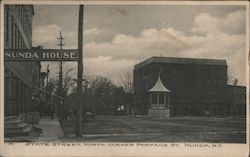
[{"left": 4, "top": 49, "right": 79, "bottom": 61}]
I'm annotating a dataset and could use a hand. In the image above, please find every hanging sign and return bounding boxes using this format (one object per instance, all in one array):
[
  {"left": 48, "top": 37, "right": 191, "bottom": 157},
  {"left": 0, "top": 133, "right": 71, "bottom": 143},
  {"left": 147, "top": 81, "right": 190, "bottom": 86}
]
[{"left": 4, "top": 49, "right": 79, "bottom": 61}]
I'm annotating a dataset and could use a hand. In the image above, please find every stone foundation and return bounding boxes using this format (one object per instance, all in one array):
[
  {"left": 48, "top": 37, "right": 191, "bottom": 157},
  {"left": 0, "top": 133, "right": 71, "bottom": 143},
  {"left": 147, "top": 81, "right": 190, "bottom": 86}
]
[{"left": 148, "top": 108, "right": 170, "bottom": 118}]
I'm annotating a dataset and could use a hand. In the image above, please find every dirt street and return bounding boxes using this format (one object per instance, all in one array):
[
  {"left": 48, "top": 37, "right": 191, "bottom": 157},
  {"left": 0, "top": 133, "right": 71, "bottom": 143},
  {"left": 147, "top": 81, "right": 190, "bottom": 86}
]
[{"left": 60, "top": 116, "right": 246, "bottom": 143}]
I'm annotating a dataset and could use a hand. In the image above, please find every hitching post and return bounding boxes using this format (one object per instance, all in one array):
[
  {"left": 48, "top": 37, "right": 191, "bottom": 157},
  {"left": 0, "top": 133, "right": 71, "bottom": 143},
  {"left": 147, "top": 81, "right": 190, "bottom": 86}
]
[{"left": 76, "top": 5, "right": 84, "bottom": 137}]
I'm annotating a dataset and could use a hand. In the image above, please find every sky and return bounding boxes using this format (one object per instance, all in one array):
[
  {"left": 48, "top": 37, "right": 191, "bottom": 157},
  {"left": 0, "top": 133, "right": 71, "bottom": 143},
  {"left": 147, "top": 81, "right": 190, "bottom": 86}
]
[{"left": 32, "top": 4, "right": 247, "bottom": 86}]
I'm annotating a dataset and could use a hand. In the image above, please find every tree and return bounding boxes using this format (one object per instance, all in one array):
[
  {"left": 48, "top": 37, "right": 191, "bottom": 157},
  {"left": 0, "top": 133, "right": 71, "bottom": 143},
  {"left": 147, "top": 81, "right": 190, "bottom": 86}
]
[
  {"left": 86, "top": 75, "right": 118, "bottom": 115},
  {"left": 44, "top": 66, "right": 75, "bottom": 118},
  {"left": 53, "top": 67, "right": 75, "bottom": 98},
  {"left": 119, "top": 69, "right": 135, "bottom": 116},
  {"left": 46, "top": 80, "right": 55, "bottom": 94},
  {"left": 45, "top": 80, "right": 55, "bottom": 101},
  {"left": 120, "top": 69, "right": 133, "bottom": 94},
  {"left": 65, "top": 75, "right": 126, "bottom": 115}
]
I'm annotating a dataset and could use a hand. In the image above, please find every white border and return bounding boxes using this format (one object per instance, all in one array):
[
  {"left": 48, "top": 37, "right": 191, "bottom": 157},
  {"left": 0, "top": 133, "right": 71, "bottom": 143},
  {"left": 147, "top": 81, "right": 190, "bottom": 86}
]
[{"left": 0, "top": 1, "right": 249, "bottom": 157}]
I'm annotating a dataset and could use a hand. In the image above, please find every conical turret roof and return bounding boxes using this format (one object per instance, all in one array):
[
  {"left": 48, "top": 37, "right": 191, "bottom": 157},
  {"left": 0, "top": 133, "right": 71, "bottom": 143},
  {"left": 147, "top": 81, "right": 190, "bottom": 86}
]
[{"left": 148, "top": 76, "right": 170, "bottom": 92}]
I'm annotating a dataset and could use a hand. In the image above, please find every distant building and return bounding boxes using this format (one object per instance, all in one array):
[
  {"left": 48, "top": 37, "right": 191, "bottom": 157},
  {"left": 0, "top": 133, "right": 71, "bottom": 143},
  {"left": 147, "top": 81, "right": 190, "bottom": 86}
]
[
  {"left": 133, "top": 56, "right": 246, "bottom": 117},
  {"left": 225, "top": 85, "right": 246, "bottom": 116}
]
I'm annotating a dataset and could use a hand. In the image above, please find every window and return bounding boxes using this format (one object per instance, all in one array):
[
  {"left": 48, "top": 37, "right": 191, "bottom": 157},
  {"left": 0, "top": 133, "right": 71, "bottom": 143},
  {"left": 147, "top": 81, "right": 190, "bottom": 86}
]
[
  {"left": 18, "top": 32, "right": 21, "bottom": 48},
  {"left": 17, "top": 5, "right": 20, "bottom": 18},
  {"left": 152, "top": 93, "right": 157, "bottom": 104},
  {"left": 15, "top": 25, "right": 18, "bottom": 48},
  {"left": 19, "top": 5, "right": 21, "bottom": 18},
  {"left": 6, "top": 8, "right": 9, "bottom": 42},
  {"left": 159, "top": 93, "right": 164, "bottom": 104},
  {"left": 17, "top": 31, "right": 19, "bottom": 48},
  {"left": 21, "top": 7, "right": 24, "bottom": 26},
  {"left": 11, "top": 16, "right": 14, "bottom": 48}
]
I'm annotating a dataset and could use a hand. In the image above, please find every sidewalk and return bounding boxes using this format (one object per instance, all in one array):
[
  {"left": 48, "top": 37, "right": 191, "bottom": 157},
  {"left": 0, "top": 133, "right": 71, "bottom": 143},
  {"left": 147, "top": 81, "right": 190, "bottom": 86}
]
[{"left": 36, "top": 117, "right": 64, "bottom": 142}]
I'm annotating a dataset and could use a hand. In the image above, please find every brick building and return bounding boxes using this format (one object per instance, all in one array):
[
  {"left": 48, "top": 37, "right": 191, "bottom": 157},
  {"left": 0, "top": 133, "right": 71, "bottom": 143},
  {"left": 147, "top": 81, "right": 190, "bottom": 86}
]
[
  {"left": 4, "top": 5, "right": 46, "bottom": 137},
  {"left": 4, "top": 5, "right": 41, "bottom": 116},
  {"left": 133, "top": 56, "right": 246, "bottom": 117}
]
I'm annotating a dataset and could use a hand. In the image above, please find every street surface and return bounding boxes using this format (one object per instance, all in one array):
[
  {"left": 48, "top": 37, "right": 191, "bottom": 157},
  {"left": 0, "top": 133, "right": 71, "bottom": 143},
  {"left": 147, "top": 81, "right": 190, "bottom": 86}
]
[{"left": 60, "top": 116, "right": 246, "bottom": 143}]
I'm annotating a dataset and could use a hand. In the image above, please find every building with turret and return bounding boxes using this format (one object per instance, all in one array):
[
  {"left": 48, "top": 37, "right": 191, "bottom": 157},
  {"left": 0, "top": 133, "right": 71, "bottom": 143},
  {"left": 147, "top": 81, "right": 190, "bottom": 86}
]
[{"left": 134, "top": 56, "right": 246, "bottom": 117}]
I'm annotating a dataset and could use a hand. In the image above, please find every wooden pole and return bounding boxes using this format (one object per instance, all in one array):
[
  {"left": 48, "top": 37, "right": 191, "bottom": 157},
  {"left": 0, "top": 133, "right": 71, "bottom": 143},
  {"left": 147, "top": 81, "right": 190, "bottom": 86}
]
[
  {"left": 76, "top": 5, "right": 84, "bottom": 137},
  {"left": 57, "top": 31, "right": 65, "bottom": 119}
]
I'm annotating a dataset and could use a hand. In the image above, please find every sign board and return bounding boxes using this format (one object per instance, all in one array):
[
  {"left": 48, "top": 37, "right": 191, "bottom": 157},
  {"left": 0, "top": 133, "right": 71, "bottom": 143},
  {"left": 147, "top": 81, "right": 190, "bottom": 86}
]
[{"left": 4, "top": 49, "right": 79, "bottom": 61}]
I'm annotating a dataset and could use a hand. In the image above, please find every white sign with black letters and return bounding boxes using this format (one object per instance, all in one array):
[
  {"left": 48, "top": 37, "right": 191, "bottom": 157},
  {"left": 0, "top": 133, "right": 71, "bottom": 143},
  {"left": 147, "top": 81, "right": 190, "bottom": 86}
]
[{"left": 4, "top": 49, "right": 79, "bottom": 61}]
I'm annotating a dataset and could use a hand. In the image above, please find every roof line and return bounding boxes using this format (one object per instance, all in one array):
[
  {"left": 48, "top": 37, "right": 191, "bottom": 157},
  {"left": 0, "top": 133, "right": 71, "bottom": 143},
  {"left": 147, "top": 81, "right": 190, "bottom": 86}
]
[{"left": 134, "top": 56, "right": 227, "bottom": 69}]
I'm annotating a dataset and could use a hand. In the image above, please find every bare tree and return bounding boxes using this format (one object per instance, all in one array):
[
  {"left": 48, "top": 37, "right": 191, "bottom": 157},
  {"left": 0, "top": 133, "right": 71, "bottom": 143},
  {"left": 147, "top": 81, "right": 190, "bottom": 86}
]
[
  {"left": 51, "top": 66, "right": 75, "bottom": 97},
  {"left": 120, "top": 69, "right": 135, "bottom": 116},
  {"left": 120, "top": 69, "right": 134, "bottom": 94},
  {"left": 62, "top": 67, "right": 75, "bottom": 96}
]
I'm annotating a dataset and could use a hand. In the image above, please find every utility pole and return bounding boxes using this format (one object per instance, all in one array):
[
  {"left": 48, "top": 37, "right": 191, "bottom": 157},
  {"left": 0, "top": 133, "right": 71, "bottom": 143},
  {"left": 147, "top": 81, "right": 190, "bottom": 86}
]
[
  {"left": 57, "top": 31, "right": 65, "bottom": 120},
  {"left": 45, "top": 64, "right": 50, "bottom": 112},
  {"left": 46, "top": 64, "right": 50, "bottom": 91},
  {"left": 76, "top": 5, "right": 84, "bottom": 137}
]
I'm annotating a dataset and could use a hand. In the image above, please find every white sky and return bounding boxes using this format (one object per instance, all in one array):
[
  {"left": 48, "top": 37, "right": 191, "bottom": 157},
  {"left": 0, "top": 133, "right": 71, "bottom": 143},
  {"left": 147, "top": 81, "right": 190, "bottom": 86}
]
[{"left": 32, "top": 5, "right": 247, "bottom": 86}]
